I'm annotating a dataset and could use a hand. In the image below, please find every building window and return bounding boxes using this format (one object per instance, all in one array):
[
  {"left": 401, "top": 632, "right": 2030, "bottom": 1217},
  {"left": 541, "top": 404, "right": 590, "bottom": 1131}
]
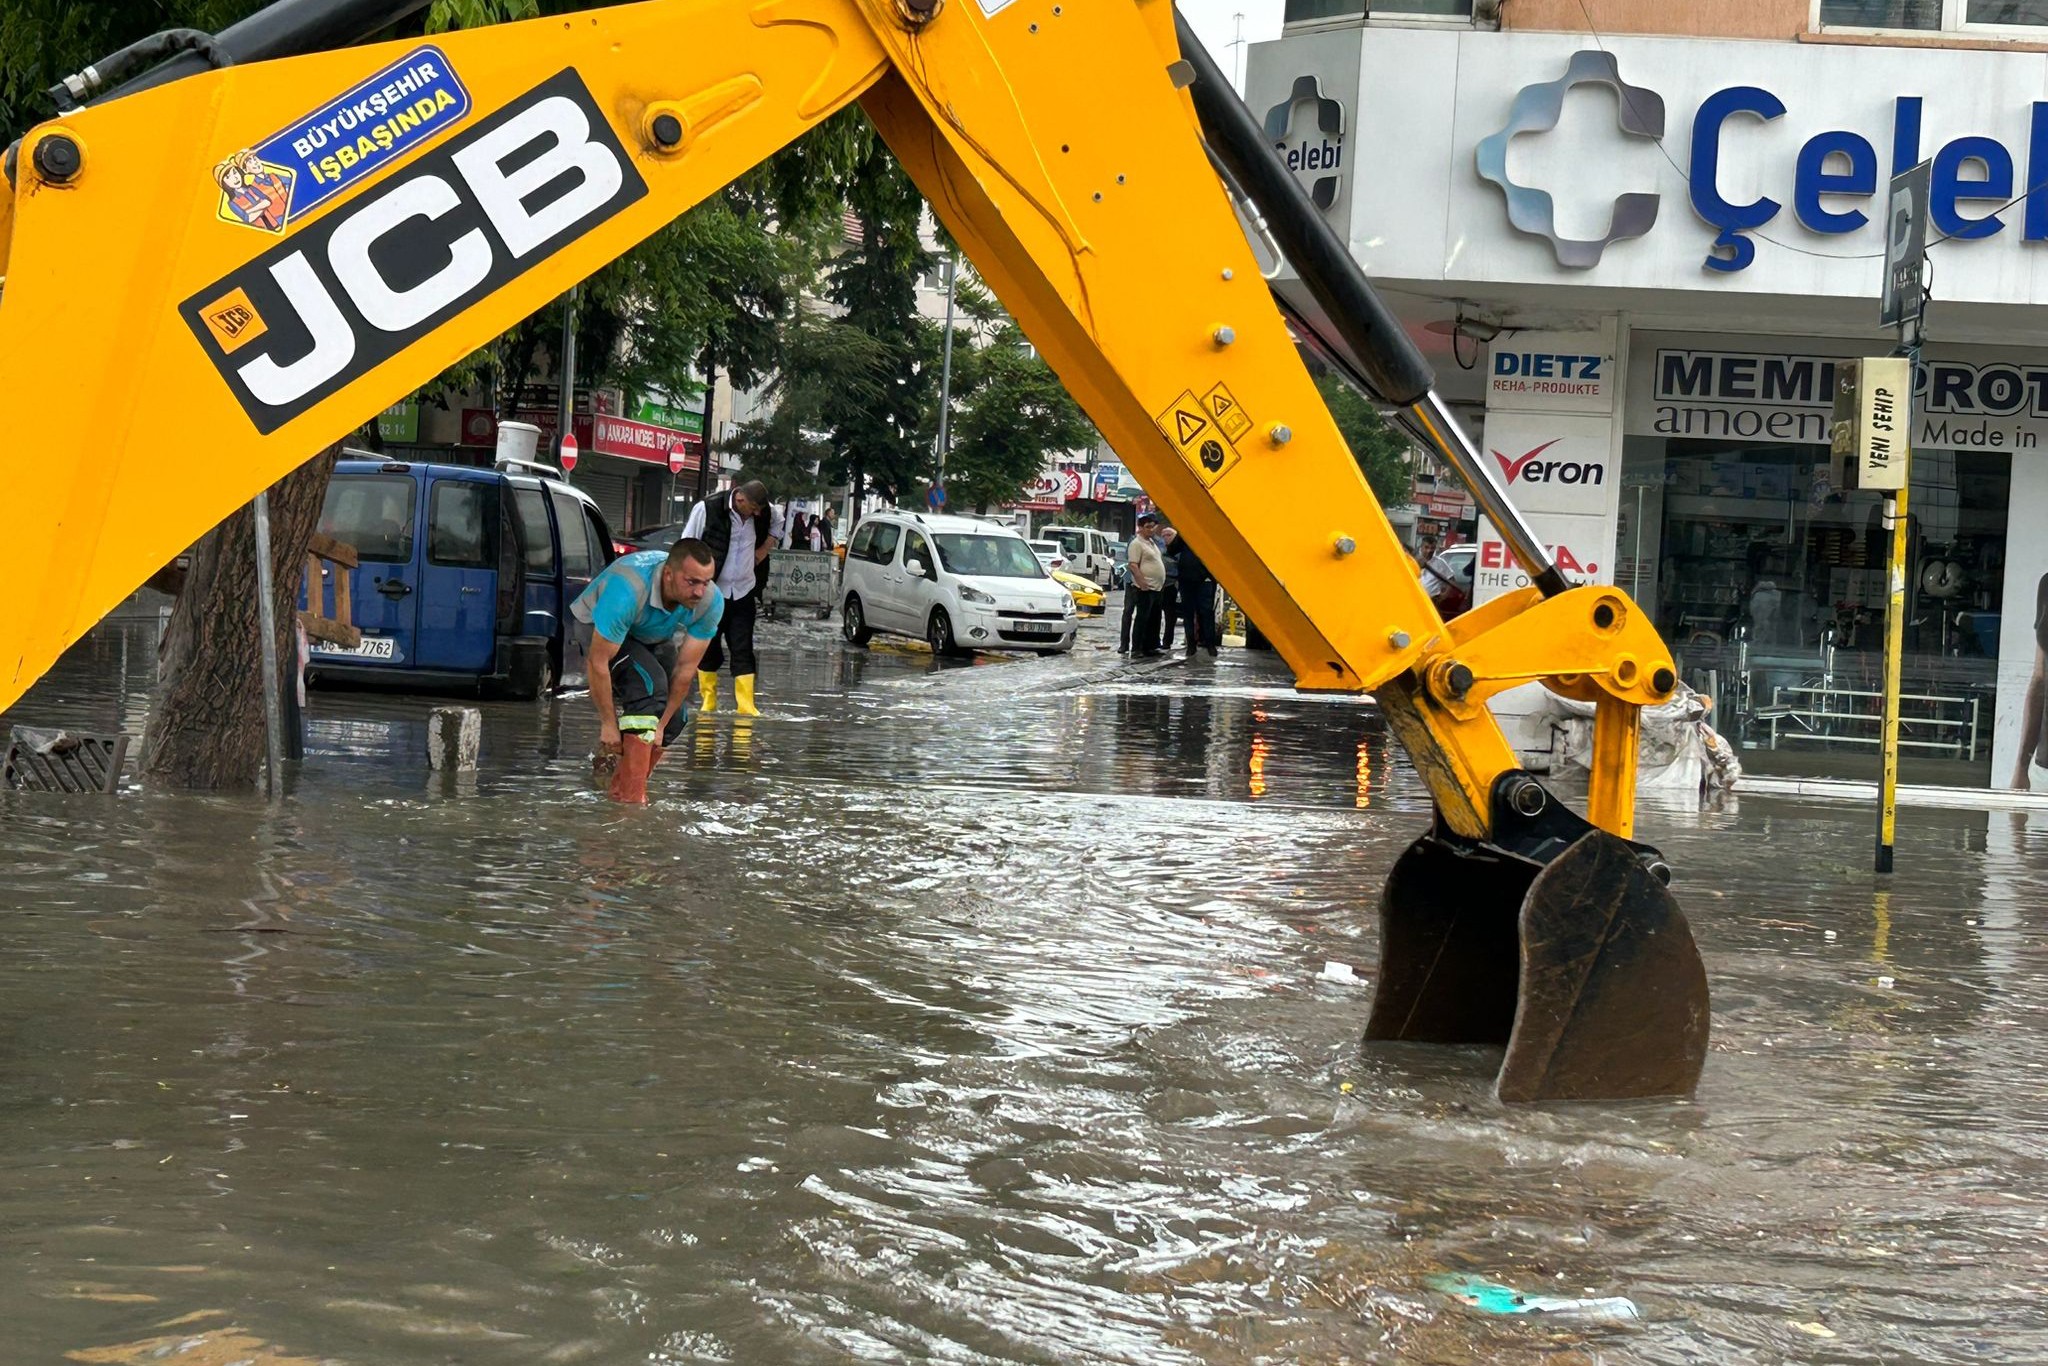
[
  {"left": 1817, "top": 0, "right": 2048, "bottom": 32},
  {"left": 1282, "top": 0, "right": 1471, "bottom": 24}
]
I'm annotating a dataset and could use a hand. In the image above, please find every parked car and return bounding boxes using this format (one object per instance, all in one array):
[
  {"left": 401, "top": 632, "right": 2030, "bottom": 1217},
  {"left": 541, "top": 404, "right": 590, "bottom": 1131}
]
[
  {"left": 1039, "top": 525, "right": 1117, "bottom": 587},
  {"left": 1052, "top": 567, "right": 1106, "bottom": 615},
  {"left": 1026, "top": 539, "right": 1069, "bottom": 575},
  {"left": 626, "top": 518, "right": 690, "bottom": 552},
  {"left": 1111, "top": 541, "right": 1130, "bottom": 590},
  {"left": 841, "top": 511, "right": 1078, "bottom": 656},
  {"left": 305, "top": 457, "right": 618, "bottom": 698},
  {"left": 1427, "top": 543, "right": 1477, "bottom": 620}
]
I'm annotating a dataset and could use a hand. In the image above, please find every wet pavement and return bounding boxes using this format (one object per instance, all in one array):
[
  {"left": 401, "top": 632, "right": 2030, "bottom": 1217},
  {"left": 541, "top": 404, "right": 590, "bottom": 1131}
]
[{"left": 5, "top": 608, "right": 2048, "bottom": 1363}]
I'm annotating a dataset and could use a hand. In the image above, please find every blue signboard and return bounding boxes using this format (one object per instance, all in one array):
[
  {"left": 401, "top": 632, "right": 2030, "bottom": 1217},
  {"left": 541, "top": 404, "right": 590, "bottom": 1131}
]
[{"left": 211, "top": 46, "right": 471, "bottom": 235}]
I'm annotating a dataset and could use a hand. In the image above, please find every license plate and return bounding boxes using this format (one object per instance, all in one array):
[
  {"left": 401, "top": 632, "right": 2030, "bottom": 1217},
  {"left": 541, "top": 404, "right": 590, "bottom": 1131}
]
[
  {"left": 312, "top": 635, "right": 396, "bottom": 660},
  {"left": 1013, "top": 622, "right": 1056, "bottom": 635}
]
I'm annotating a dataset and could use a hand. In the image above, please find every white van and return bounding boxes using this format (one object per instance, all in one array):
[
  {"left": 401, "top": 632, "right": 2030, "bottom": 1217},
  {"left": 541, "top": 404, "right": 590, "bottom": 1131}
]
[
  {"left": 841, "top": 511, "right": 1078, "bottom": 657},
  {"left": 1039, "top": 525, "right": 1116, "bottom": 587}
]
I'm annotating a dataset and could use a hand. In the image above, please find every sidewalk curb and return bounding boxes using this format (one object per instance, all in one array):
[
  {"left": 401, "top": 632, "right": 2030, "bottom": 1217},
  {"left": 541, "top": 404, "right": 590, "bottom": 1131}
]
[{"left": 1738, "top": 774, "right": 2048, "bottom": 813}]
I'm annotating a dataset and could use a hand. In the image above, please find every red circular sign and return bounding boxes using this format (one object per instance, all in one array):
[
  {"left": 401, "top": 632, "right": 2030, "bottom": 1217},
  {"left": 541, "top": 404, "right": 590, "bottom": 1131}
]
[
  {"left": 666, "top": 443, "right": 686, "bottom": 475},
  {"left": 560, "top": 432, "right": 579, "bottom": 473}
]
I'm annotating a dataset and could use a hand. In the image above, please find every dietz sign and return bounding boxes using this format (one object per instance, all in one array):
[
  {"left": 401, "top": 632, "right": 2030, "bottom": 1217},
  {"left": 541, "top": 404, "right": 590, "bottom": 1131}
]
[{"left": 184, "top": 69, "right": 647, "bottom": 435}]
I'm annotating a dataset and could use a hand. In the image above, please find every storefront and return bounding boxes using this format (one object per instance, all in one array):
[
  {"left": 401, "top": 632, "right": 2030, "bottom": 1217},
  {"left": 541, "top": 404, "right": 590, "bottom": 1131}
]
[{"left": 1246, "top": 22, "right": 2048, "bottom": 789}]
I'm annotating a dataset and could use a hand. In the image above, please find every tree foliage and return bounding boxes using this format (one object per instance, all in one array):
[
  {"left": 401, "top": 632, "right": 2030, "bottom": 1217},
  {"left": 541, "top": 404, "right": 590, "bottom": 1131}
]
[
  {"left": 943, "top": 324, "right": 1092, "bottom": 512},
  {"left": 724, "top": 309, "right": 892, "bottom": 500},
  {"left": 1315, "top": 373, "right": 1415, "bottom": 508},
  {"left": 817, "top": 138, "right": 936, "bottom": 505}
]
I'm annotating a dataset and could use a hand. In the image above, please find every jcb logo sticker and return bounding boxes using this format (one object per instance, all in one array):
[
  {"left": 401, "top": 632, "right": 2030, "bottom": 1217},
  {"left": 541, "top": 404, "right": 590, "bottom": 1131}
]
[
  {"left": 200, "top": 288, "right": 270, "bottom": 353},
  {"left": 181, "top": 70, "right": 647, "bottom": 434}
]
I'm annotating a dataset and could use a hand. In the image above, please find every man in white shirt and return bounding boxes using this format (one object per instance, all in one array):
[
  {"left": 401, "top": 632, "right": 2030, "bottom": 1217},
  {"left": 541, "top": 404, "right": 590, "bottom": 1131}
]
[{"left": 680, "top": 479, "right": 784, "bottom": 715}]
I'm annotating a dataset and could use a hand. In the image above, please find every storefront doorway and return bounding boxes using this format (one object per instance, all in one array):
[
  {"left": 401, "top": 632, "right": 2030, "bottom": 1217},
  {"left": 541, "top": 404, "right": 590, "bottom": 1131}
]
[{"left": 1619, "top": 434, "right": 2009, "bottom": 785}]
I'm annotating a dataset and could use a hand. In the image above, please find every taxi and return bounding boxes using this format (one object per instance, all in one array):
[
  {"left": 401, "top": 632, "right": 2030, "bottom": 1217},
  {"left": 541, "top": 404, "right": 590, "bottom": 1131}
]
[{"left": 1052, "top": 567, "right": 1106, "bottom": 616}]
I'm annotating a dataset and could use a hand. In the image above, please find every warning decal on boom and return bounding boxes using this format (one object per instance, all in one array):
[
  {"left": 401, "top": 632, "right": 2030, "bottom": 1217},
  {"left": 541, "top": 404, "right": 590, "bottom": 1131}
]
[
  {"left": 1202, "top": 381, "right": 1252, "bottom": 442},
  {"left": 1155, "top": 387, "right": 1241, "bottom": 488}
]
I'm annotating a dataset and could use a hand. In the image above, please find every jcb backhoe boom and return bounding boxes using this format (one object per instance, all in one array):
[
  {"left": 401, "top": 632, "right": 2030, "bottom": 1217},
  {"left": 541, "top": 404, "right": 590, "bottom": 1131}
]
[{"left": 0, "top": 0, "right": 1708, "bottom": 1100}]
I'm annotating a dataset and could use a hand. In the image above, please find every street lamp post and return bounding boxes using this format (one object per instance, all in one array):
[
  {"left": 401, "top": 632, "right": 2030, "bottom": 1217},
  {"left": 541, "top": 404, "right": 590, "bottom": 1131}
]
[{"left": 934, "top": 249, "right": 958, "bottom": 493}]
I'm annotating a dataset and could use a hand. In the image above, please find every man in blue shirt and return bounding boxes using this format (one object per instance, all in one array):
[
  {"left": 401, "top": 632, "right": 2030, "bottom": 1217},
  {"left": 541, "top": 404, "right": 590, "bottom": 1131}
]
[{"left": 570, "top": 538, "right": 725, "bottom": 758}]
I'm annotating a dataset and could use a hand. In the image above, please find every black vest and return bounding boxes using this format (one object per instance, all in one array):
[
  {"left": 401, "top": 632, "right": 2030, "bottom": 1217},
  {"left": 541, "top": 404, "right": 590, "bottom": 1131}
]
[{"left": 699, "top": 490, "right": 772, "bottom": 578}]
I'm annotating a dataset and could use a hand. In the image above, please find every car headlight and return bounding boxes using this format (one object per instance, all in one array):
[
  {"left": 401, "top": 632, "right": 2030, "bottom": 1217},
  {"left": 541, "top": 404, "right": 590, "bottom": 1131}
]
[
  {"left": 1061, "top": 592, "right": 1076, "bottom": 613},
  {"left": 959, "top": 586, "right": 995, "bottom": 605}
]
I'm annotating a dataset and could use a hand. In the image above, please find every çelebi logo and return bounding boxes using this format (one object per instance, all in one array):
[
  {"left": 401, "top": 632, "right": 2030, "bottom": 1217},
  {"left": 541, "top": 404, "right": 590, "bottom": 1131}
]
[
  {"left": 1483, "top": 51, "right": 2048, "bottom": 274},
  {"left": 1264, "top": 75, "right": 1345, "bottom": 212},
  {"left": 183, "top": 69, "right": 646, "bottom": 434},
  {"left": 1476, "top": 50, "right": 1664, "bottom": 270},
  {"left": 1490, "top": 438, "right": 1607, "bottom": 487}
]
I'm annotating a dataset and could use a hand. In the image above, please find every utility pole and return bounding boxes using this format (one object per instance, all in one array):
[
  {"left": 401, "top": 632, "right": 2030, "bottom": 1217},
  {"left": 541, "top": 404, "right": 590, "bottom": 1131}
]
[
  {"left": 555, "top": 285, "right": 578, "bottom": 473},
  {"left": 1873, "top": 162, "right": 1929, "bottom": 875},
  {"left": 696, "top": 360, "right": 719, "bottom": 504},
  {"left": 1229, "top": 12, "right": 1247, "bottom": 90},
  {"left": 933, "top": 249, "right": 959, "bottom": 502}
]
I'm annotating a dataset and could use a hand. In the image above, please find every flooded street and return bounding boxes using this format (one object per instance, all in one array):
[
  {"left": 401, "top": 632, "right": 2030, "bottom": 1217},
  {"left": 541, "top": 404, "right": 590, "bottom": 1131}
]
[{"left": 6, "top": 611, "right": 2048, "bottom": 1364}]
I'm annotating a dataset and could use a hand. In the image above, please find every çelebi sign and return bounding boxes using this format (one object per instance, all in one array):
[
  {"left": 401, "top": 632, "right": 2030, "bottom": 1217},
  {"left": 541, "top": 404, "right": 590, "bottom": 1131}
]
[
  {"left": 184, "top": 68, "right": 648, "bottom": 435},
  {"left": 1830, "top": 356, "right": 1912, "bottom": 492}
]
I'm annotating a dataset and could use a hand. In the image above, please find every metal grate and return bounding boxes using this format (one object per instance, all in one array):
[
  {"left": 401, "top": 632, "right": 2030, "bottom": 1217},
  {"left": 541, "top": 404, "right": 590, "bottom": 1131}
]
[{"left": 2, "top": 728, "right": 131, "bottom": 794}]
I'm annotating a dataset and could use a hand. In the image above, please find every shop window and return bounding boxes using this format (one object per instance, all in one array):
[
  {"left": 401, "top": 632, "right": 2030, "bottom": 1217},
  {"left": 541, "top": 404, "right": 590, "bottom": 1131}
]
[
  {"left": 1817, "top": 0, "right": 2048, "bottom": 32},
  {"left": 1620, "top": 434, "right": 2012, "bottom": 786}
]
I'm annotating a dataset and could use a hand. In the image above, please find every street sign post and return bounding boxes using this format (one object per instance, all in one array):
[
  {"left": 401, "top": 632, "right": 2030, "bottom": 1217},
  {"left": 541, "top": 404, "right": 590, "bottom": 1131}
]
[{"left": 1832, "top": 356, "right": 1914, "bottom": 873}]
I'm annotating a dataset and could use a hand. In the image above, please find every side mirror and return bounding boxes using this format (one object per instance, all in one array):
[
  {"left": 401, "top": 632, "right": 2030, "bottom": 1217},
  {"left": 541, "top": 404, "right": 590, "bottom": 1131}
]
[{"left": 906, "top": 560, "right": 927, "bottom": 578}]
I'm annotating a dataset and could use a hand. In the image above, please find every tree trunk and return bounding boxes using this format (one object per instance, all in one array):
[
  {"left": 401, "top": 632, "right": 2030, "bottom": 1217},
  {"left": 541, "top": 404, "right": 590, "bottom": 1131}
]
[{"left": 140, "top": 444, "right": 342, "bottom": 791}]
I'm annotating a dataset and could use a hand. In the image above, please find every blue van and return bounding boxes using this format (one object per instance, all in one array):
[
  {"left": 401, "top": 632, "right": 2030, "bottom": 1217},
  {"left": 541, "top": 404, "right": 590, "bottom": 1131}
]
[{"left": 304, "top": 457, "right": 619, "bottom": 698}]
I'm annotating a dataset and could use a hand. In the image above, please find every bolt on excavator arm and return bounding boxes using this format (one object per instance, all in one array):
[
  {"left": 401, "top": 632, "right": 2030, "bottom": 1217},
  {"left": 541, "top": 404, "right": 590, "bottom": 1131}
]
[{"left": 0, "top": 0, "right": 1707, "bottom": 1100}]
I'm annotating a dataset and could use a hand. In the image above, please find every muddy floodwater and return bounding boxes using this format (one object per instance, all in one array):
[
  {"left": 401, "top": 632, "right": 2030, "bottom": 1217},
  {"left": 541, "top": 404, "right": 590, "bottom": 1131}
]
[{"left": 5, "top": 613, "right": 2048, "bottom": 1364}]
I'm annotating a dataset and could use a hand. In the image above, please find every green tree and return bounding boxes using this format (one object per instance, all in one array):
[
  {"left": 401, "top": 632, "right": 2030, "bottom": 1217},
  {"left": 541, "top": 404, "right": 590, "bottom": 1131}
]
[
  {"left": 1316, "top": 372, "right": 1415, "bottom": 508},
  {"left": 723, "top": 309, "right": 893, "bottom": 501},
  {"left": 943, "top": 323, "right": 1093, "bottom": 512},
  {"left": 820, "top": 140, "right": 936, "bottom": 506}
]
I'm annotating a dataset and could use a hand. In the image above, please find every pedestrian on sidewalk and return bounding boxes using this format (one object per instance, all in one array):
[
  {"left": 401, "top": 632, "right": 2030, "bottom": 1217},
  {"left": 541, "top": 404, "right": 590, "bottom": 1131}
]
[
  {"left": 681, "top": 478, "right": 784, "bottom": 716},
  {"left": 1168, "top": 527, "right": 1219, "bottom": 658},
  {"left": 1120, "top": 513, "right": 1166, "bottom": 657},
  {"left": 1156, "top": 526, "right": 1182, "bottom": 652}
]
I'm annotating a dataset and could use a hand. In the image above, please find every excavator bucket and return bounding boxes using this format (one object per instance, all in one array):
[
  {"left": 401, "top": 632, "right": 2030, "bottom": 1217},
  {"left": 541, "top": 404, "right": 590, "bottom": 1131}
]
[{"left": 1365, "top": 781, "right": 1710, "bottom": 1103}]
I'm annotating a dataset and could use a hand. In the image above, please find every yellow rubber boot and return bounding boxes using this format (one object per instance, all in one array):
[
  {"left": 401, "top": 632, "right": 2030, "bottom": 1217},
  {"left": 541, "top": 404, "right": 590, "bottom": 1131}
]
[
  {"left": 734, "top": 673, "right": 761, "bottom": 716},
  {"left": 697, "top": 670, "right": 720, "bottom": 713}
]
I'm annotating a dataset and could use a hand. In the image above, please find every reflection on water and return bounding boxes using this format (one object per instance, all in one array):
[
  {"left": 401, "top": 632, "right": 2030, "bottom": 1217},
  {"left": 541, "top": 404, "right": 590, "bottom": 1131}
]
[{"left": 5, "top": 617, "right": 2048, "bottom": 1362}]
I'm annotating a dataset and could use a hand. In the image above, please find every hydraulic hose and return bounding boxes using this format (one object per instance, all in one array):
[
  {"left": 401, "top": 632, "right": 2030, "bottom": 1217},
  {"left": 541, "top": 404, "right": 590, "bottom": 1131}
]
[
  {"left": 47, "top": 30, "right": 230, "bottom": 112},
  {"left": 1169, "top": 7, "right": 1569, "bottom": 598}
]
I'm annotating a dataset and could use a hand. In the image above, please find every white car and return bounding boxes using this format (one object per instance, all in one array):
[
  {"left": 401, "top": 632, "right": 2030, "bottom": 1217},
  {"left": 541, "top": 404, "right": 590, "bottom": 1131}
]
[
  {"left": 1027, "top": 539, "right": 1068, "bottom": 574},
  {"left": 1039, "top": 525, "right": 1116, "bottom": 587},
  {"left": 842, "top": 512, "right": 1079, "bottom": 656}
]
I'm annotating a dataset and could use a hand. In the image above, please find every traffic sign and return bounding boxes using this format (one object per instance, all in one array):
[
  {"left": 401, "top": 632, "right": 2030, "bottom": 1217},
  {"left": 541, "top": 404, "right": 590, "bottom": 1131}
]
[
  {"left": 927, "top": 482, "right": 947, "bottom": 509},
  {"left": 666, "top": 443, "right": 686, "bottom": 475},
  {"left": 1881, "top": 161, "right": 1929, "bottom": 330},
  {"left": 560, "top": 431, "right": 579, "bottom": 473}
]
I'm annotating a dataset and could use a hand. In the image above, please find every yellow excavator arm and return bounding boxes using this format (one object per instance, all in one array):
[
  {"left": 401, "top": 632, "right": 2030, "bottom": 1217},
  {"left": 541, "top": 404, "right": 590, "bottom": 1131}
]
[{"left": 0, "top": 0, "right": 1708, "bottom": 1101}]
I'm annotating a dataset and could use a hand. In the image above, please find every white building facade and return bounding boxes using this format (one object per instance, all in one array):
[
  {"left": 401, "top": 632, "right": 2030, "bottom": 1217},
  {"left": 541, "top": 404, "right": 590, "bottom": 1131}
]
[{"left": 1249, "top": 19, "right": 2048, "bottom": 790}]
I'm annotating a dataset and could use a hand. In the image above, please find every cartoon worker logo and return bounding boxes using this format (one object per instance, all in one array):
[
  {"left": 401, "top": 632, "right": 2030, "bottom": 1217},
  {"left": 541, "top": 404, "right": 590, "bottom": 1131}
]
[{"left": 213, "top": 149, "right": 296, "bottom": 233}]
